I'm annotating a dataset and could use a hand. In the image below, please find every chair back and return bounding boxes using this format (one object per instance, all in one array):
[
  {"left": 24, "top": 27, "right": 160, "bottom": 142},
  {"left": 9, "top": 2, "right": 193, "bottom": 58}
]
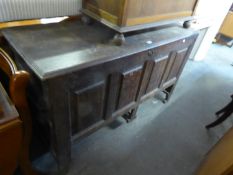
[
  {"left": 0, "top": 48, "right": 35, "bottom": 175},
  {"left": 0, "top": 48, "right": 29, "bottom": 111}
]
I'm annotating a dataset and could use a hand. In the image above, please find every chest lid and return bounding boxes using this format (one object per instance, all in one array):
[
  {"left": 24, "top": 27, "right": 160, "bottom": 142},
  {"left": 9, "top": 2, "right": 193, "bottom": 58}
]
[{"left": 2, "top": 21, "right": 196, "bottom": 80}]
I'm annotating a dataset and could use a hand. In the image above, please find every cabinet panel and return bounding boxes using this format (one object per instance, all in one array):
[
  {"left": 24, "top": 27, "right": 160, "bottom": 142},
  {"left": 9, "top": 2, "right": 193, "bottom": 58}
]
[
  {"left": 146, "top": 56, "right": 169, "bottom": 94},
  {"left": 167, "top": 48, "right": 188, "bottom": 81},
  {"left": 69, "top": 82, "right": 106, "bottom": 134},
  {"left": 160, "top": 52, "right": 176, "bottom": 86},
  {"left": 161, "top": 48, "right": 188, "bottom": 88},
  {"left": 117, "top": 67, "right": 143, "bottom": 110}
]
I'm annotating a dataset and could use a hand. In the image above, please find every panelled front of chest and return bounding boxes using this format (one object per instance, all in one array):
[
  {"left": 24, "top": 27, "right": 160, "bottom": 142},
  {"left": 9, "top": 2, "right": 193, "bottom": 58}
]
[
  {"left": 57, "top": 36, "right": 196, "bottom": 137},
  {"left": 65, "top": 53, "right": 145, "bottom": 135},
  {"left": 2, "top": 23, "right": 198, "bottom": 172},
  {"left": 142, "top": 38, "right": 193, "bottom": 100}
]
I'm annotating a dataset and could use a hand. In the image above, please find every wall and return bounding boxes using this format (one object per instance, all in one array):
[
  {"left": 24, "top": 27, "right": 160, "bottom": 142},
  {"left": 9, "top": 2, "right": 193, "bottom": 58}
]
[
  {"left": 192, "top": 0, "right": 233, "bottom": 61},
  {"left": 0, "top": 0, "right": 82, "bottom": 22}
]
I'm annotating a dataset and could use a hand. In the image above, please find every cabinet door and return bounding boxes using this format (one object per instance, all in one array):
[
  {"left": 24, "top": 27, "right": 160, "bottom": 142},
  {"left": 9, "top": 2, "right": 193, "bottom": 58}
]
[{"left": 161, "top": 48, "right": 189, "bottom": 88}]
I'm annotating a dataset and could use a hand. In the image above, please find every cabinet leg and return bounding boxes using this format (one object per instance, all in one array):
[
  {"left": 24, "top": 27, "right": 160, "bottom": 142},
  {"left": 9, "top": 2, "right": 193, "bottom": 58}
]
[
  {"left": 230, "top": 42, "right": 233, "bottom": 48},
  {"left": 48, "top": 110, "right": 71, "bottom": 174},
  {"left": 162, "top": 85, "right": 175, "bottom": 103},
  {"left": 19, "top": 150, "right": 44, "bottom": 175},
  {"left": 122, "top": 108, "right": 138, "bottom": 123},
  {"left": 47, "top": 83, "right": 73, "bottom": 174},
  {"left": 215, "top": 33, "right": 221, "bottom": 43},
  {"left": 50, "top": 121, "right": 71, "bottom": 174},
  {"left": 183, "top": 20, "right": 193, "bottom": 29},
  {"left": 112, "top": 33, "right": 126, "bottom": 46},
  {"left": 81, "top": 14, "right": 94, "bottom": 25}
]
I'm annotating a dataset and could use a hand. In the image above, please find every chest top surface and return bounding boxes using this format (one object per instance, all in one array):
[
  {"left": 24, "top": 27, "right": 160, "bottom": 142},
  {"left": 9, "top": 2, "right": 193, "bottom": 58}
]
[{"left": 2, "top": 21, "right": 196, "bottom": 80}]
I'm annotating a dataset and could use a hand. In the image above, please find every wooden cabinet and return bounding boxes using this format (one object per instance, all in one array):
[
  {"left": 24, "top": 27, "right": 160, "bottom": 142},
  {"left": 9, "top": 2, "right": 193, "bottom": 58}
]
[
  {"left": 82, "top": 0, "right": 198, "bottom": 32},
  {"left": 2, "top": 21, "right": 198, "bottom": 173},
  {"left": 219, "top": 11, "right": 233, "bottom": 38}
]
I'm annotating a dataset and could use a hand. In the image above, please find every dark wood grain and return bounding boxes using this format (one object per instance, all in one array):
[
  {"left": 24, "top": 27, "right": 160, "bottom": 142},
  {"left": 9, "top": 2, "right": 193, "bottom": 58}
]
[
  {"left": 0, "top": 106, "right": 3, "bottom": 116},
  {"left": 0, "top": 83, "right": 18, "bottom": 125},
  {"left": 117, "top": 66, "right": 142, "bottom": 109},
  {"left": 2, "top": 21, "right": 196, "bottom": 79},
  {"left": 145, "top": 56, "right": 168, "bottom": 94},
  {"left": 2, "top": 21, "right": 198, "bottom": 173},
  {"left": 70, "top": 81, "right": 106, "bottom": 133}
]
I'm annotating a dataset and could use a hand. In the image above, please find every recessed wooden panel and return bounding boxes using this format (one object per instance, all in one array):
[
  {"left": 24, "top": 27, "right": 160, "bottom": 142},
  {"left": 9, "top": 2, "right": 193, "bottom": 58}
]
[
  {"left": 69, "top": 82, "right": 106, "bottom": 134},
  {"left": 167, "top": 48, "right": 188, "bottom": 81},
  {"left": 117, "top": 67, "right": 143, "bottom": 109},
  {"left": 146, "top": 56, "right": 169, "bottom": 94},
  {"left": 160, "top": 48, "right": 189, "bottom": 89},
  {"left": 160, "top": 52, "right": 177, "bottom": 86}
]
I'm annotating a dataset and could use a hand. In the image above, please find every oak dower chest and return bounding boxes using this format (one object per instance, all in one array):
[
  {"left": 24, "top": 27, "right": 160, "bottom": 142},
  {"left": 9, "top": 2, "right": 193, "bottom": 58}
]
[
  {"left": 82, "top": 0, "right": 198, "bottom": 33},
  {"left": 2, "top": 21, "right": 198, "bottom": 173}
]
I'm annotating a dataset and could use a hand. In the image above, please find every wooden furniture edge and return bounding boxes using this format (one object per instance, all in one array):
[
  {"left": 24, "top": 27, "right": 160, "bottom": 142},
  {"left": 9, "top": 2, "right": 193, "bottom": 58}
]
[
  {"left": 196, "top": 127, "right": 233, "bottom": 175},
  {"left": 85, "top": 3, "right": 119, "bottom": 25},
  {"left": 119, "top": 0, "right": 129, "bottom": 26},
  {"left": 0, "top": 48, "right": 40, "bottom": 175},
  {"left": 0, "top": 20, "right": 41, "bottom": 30},
  {"left": 126, "top": 11, "right": 193, "bottom": 26},
  {"left": 219, "top": 11, "right": 233, "bottom": 39}
]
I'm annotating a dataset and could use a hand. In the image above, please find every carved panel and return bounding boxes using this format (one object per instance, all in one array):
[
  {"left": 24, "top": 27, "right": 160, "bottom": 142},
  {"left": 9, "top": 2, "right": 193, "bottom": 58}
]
[
  {"left": 146, "top": 56, "right": 169, "bottom": 94},
  {"left": 167, "top": 48, "right": 188, "bottom": 81},
  {"left": 117, "top": 67, "right": 143, "bottom": 110},
  {"left": 160, "top": 48, "right": 188, "bottom": 88},
  {"left": 69, "top": 82, "right": 106, "bottom": 134},
  {"left": 160, "top": 52, "right": 176, "bottom": 86}
]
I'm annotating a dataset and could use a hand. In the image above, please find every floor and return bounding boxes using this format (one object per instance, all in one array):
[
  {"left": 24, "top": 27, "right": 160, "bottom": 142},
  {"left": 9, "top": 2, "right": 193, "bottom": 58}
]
[{"left": 34, "top": 43, "right": 233, "bottom": 175}]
